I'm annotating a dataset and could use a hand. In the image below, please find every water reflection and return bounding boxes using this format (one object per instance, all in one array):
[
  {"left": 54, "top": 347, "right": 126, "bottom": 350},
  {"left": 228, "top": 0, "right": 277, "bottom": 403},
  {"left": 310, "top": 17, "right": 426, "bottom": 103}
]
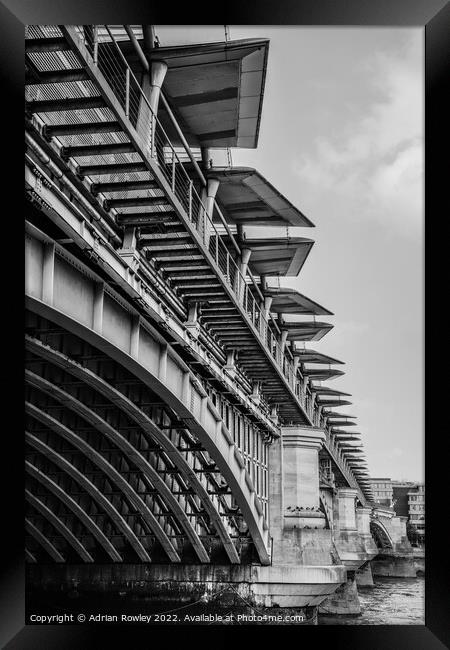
[{"left": 319, "top": 576, "right": 425, "bottom": 625}]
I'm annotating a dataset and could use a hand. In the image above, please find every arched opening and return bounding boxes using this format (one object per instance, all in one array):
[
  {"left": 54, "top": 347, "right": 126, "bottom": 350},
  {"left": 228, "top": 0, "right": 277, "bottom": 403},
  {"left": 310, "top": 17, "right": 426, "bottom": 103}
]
[{"left": 370, "top": 519, "right": 393, "bottom": 550}]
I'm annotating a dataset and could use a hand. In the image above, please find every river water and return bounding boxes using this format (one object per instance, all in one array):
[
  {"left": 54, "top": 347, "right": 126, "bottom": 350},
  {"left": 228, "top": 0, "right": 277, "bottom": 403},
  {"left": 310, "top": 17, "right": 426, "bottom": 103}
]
[{"left": 319, "top": 576, "right": 425, "bottom": 625}]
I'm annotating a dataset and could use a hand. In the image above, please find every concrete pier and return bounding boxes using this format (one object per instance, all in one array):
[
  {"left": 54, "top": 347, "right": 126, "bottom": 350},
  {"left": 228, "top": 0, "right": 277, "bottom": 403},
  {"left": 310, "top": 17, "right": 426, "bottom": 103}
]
[
  {"left": 371, "top": 554, "right": 418, "bottom": 578},
  {"left": 318, "top": 572, "right": 361, "bottom": 616},
  {"left": 355, "top": 562, "right": 374, "bottom": 587}
]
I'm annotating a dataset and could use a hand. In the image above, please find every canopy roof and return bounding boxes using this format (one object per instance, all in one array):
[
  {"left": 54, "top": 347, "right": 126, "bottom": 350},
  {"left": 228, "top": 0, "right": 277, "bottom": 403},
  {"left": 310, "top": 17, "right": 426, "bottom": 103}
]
[
  {"left": 327, "top": 420, "right": 357, "bottom": 427},
  {"left": 264, "top": 287, "right": 332, "bottom": 316},
  {"left": 303, "top": 368, "right": 345, "bottom": 380},
  {"left": 333, "top": 433, "right": 361, "bottom": 438},
  {"left": 310, "top": 385, "right": 351, "bottom": 396},
  {"left": 293, "top": 348, "right": 344, "bottom": 364},
  {"left": 278, "top": 321, "right": 333, "bottom": 341},
  {"left": 331, "top": 429, "right": 360, "bottom": 436},
  {"left": 209, "top": 167, "right": 314, "bottom": 227},
  {"left": 318, "top": 399, "right": 352, "bottom": 407},
  {"left": 238, "top": 237, "right": 314, "bottom": 277},
  {"left": 115, "top": 38, "right": 270, "bottom": 148},
  {"left": 322, "top": 411, "right": 356, "bottom": 418}
]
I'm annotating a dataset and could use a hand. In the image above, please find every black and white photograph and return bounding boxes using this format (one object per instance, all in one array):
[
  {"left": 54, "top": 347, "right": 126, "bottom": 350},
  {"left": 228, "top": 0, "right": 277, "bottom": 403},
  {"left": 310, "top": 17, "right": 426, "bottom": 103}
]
[{"left": 1, "top": 2, "right": 448, "bottom": 646}]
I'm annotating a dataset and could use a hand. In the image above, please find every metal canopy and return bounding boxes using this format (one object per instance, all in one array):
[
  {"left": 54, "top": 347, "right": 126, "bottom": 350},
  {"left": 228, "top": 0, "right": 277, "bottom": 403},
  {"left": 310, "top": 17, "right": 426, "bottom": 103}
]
[
  {"left": 278, "top": 321, "right": 333, "bottom": 341},
  {"left": 303, "top": 368, "right": 345, "bottom": 380},
  {"left": 239, "top": 237, "right": 314, "bottom": 277},
  {"left": 317, "top": 399, "right": 352, "bottom": 407},
  {"left": 322, "top": 411, "right": 355, "bottom": 418},
  {"left": 209, "top": 167, "right": 314, "bottom": 227},
  {"left": 114, "top": 38, "right": 270, "bottom": 148},
  {"left": 264, "top": 287, "right": 332, "bottom": 316},
  {"left": 293, "top": 348, "right": 344, "bottom": 364},
  {"left": 310, "top": 385, "right": 351, "bottom": 396},
  {"left": 333, "top": 433, "right": 361, "bottom": 438},
  {"left": 327, "top": 420, "right": 357, "bottom": 427}
]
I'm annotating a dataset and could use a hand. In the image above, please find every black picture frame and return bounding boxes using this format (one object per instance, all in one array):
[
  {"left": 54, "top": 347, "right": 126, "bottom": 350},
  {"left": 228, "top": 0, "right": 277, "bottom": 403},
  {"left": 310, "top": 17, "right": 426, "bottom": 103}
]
[{"left": 1, "top": 0, "right": 448, "bottom": 647}]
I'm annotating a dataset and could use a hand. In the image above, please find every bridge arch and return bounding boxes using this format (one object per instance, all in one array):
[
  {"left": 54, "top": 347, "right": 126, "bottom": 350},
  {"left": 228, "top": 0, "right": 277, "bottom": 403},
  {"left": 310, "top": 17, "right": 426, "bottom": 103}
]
[
  {"left": 370, "top": 518, "right": 394, "bottom": 550},
  {"left": 25, "top": 518, "right": 65, "bottom": 563},
  {"left": 25, "top": 489, "right": 95, "bottom": 562},
  {"left": 26, "top": 431, "right": 153, "bottom": 562},
  {"left": 26, "top": 403, "right": 182, "bottom": 562},
  {"left": 25, "top": 369, "right": 210, "bottom": 563},
  {"left": 25, "top": 229, "right": 271, "bottom": 564},
  {"left": 319, "top": 491, "right": 332, "bottom": 530},
  {"left": 25, "top": 460, "right": 122, "bottom": 562},
  {"left": 24, "top": 343, "right": 241, "bottom": 563}
]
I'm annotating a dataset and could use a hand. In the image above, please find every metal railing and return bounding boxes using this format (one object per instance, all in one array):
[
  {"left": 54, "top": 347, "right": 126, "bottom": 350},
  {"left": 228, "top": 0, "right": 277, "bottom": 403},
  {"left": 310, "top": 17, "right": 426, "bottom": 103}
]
[{"left": 70, "top": 25, "right": 302, "bottom": 403}]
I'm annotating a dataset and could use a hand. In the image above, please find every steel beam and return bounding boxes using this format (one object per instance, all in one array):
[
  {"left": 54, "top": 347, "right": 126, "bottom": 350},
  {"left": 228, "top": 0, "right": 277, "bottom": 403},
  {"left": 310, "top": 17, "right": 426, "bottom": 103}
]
[
  {"left": 26, "top": 431, "right": 152, "bottom": 562},
  {"left": 26, "top": 68, "right": 89, "bottom": 84},
  {"left": 91, "top": 179, "right": 159, "bottom": 195},
  {"left": 25, "top": 37, "right": 70, "bottom": 53},
  {"left": 25, "top": 336, "right": 242, "bottom": 564},
  {"left": 26, "top": 369, "right": 210, "bottom": 563},
  {"left": 26, "top": 460, "right": 122, "bottom": 561},
  {"left": 105, "top": 196, "right": 169, "bottom": 210},
  {"left": 117, "top": 213, "right": 178, "bottom": 225},
  {"left": 62, "top": 143, "right": 136, "bottom": 159},
  {"left": 44, "top": 121, "right": 122, "bottom": 138},
  {"left": 77, "top": 162, "right": 147, "bottom": 176},
  {"left": 25, "top": 519, "right": 65, "bottom": 562},
  {"left": 26, "top": 97, "right": 105, "bottom": 113},
  {"left": 26, "top": 402, "right": 181, "bottom": 562},
  {"left": 26, "top": 489, "right": 94, "bottom": 562}
]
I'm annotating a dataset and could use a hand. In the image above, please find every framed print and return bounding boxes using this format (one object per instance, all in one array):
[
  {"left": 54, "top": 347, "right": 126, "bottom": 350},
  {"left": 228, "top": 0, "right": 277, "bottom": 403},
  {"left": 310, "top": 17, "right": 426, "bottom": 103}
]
[{"left": 0, "top": 0, "right": 448, "bottom": 647}]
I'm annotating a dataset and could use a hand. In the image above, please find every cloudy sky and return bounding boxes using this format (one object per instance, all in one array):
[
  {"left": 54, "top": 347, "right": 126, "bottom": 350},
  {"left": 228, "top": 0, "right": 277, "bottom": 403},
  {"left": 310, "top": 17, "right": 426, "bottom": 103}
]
[
  {"left": 159, "top": 26, "right": 424, "bottom": 482},
  {"left": 227, "top": 26, "right": 424, "bottom": 483}
]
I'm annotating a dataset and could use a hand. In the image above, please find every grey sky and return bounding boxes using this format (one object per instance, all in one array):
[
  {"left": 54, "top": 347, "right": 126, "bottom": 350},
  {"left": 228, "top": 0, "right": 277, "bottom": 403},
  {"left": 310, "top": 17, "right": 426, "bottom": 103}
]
[
  {"left": 159, "top": 26, "right": 424, "bottom": 482},
  {"left": 229, "top": 26, "right": 424, "bottom": 483}
]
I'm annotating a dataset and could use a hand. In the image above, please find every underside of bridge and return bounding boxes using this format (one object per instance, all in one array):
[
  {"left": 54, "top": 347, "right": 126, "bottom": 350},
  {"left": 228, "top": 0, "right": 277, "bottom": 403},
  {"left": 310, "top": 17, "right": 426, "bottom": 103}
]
[
  {"left": 25, "top": 311, "right": 261, "bottom": 566},
  {"left": 24, "top": 24, "right": 381, "bottom": 618}
]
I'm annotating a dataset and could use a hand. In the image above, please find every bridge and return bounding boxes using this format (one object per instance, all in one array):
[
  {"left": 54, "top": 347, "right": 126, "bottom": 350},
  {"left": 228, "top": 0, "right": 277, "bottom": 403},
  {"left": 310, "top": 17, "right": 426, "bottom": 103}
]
[{"left": 24, "top": 25, "right": 413, "bottom": 620}]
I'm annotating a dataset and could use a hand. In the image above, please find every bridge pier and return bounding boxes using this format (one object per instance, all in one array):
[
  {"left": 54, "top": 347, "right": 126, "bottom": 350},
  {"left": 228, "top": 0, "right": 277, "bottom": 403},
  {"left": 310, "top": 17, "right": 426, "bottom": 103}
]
[
  {"left": 258, "top": 428, "right": 347, "bottom": 614},
  {"left": 355, "top": 562, "right": 374, "bottom": 587},
  {"left": 370, "top": 513, "right": 417, "bottom": 577},
  {"left": 319, "top": 494, "right": 379, "bottom": 614},
  {"left": 332, "top": 490, "right": 376, "bottom": 569},
  {"left": 318, "top": 572, "right": 361, "bottom": 616},
  {"left": 371, "top": 554, "right": 417, "bottom": 578}
]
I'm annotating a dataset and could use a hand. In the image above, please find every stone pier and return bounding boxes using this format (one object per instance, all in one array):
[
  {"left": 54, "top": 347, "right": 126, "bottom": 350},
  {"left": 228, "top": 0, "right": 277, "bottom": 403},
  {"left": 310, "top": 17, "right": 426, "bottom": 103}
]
[
  {"left": 371, "top": 554, "right": 417, "bottom": 578},
  {"left": 318, "top": 572, "right": 361, "bottom": 616},
  {"left": 371, "top": 514, "right": 417, "bottom": 578},
  {"left": 262, "top": 427, "right": 346, "bottom": 614},
  {"left": 319, "top": 493, "right": 377, "bottom": 614},
  {"left": 355, "top": 562, "right": 374, "bottom": 587}
]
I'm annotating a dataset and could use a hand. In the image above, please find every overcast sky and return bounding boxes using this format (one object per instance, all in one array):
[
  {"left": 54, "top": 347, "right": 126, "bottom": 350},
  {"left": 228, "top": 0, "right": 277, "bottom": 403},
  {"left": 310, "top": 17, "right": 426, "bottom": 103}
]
[{"left": 226, "top": 26, "right": 424, "bottom": 483}]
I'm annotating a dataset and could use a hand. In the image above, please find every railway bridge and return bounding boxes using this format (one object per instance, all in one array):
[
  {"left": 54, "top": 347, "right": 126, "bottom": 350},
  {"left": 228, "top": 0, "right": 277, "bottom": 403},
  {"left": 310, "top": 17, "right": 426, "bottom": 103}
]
[{"left": 24, "top": 24, "right": 411, "bottom": 621}]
